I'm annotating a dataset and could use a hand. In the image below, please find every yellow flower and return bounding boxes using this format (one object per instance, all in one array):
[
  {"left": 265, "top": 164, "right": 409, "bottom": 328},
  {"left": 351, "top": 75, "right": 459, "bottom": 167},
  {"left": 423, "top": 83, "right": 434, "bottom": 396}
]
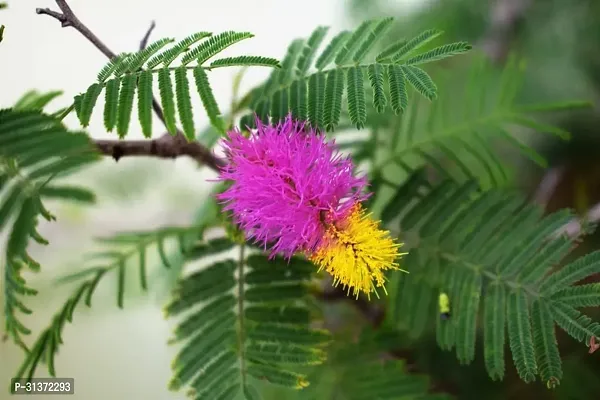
[{"left": 309, "top": 203, "right": 407, "bottom": 298}]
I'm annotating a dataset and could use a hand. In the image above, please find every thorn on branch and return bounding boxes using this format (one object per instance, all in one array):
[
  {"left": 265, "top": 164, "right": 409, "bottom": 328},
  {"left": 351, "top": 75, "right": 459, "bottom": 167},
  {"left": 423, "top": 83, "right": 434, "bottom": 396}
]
[{"left": 112, "top": 146, "right": 124, "bottom": 162}]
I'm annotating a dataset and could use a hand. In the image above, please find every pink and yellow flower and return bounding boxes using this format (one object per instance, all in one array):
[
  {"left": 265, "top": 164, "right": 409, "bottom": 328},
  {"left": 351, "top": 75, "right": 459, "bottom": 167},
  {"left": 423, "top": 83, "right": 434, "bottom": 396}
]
[{"left": 217, "top": 115, "right": 405, "bottom": 297}]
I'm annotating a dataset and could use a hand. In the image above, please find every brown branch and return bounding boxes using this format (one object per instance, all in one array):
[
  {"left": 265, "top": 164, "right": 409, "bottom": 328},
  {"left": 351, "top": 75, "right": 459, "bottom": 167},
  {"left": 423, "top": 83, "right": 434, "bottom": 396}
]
[
  {"left": 36, "top": 1, "right": 225, "bottom": 171},
  {"left": 36, "top": 1, "right": 116, "bottom": 58},
  {"left": 95, "top": 134, "right": 222, "bottom": 168}
]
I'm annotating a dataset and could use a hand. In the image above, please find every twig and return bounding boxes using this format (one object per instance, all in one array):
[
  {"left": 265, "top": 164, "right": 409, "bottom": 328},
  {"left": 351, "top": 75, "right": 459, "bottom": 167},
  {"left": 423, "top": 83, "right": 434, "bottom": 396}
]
[
  {"left": 36, "top": 1, "right": 116, "bottom": 58},
  {"left": 36, "top": 1, "right": 225, "bottom": 171},
  {"left": 95, "top": 134, "right": 222, "bottom": 168},
  {"left": 139, "top": 20, "right": 156, "bottom": 50}
]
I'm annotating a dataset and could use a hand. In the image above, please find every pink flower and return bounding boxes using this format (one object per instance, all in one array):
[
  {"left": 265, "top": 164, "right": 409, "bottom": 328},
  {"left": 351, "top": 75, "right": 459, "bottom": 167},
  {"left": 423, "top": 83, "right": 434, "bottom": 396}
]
[{"left": 216, "top": 115, "right": 367, "bottom": 258}]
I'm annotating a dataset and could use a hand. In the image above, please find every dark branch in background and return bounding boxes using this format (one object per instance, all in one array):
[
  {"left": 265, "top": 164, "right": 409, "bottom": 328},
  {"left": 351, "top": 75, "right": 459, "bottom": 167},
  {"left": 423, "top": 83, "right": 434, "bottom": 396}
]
[
  {"left": 36, "top": 1, "right": 225, "bottom": 171},
  {"left": 139, "top": 20, "right": 156, "bottom": 50},
  {"left": 480, "top": 0, "right": 532, "bottom": 62}
]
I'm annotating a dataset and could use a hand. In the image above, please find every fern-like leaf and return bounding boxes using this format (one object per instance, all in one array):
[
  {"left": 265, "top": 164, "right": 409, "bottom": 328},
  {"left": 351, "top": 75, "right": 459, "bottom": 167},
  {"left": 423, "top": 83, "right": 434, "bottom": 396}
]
[
  {"left": 11, "top": 223, "right": 207, "bottom": 386},
  {"left": 181, "top": 31, "right": 254, "bottom": 66},
  {"left": 72, "top": 31, "right": 279, "bottom": 138},
  {"left": 483, "top": 281, "right": 506, "bottom": 380},
  {"left": 352, "top": 17, "right": 394, "bottom": 63},
  {"left": 323, "top": 69, "right": 344, "bottom": 131},
  {"left": 308, "top": 72, "right": 325, "bottom": 129},
  {"left": 335, "top": 20, "right": 375, "bottom": 65},
  {"left": 383, "top": 177, "right": 600, "bottom": 385},
  {"left": 137, "top": 70, "right": 153, "bottom": 137},
  {"left": 103, "top": 78, "right": 120, "bottom": 132},
  {"left": 532, "top": 300, "right": 563, "bottom": 387},
  {"left": 405, "top": 42, "right": 472, "bottom": 65},
  {"left": 346, "top": 66, "right": 367, "bottom": 129},
  {"left": 147, "top": 32, "right": 212, "bottom": 68},
  {"left": 209, "top": 56, "right": 281, "bottom": 69},
  {"left": 165, "top": 246, "right": 329, "bottom": 398},
  {"left": 315, "top": 31, "right": 351, "bottom": 70},
  {"left": 174, "top": 66, "right": 195, "bottom": 139},
  {"left": 297, "top": 26, "right": 329, "bottom": 76},
  {"left": 367, "top": 63, "right": 387, "bottom": 113},
  {"left": 1, "top": 109, "right": 97, "bottom": 354},
  {"left": 242, "top": 21, "right": 469, "bottom": 131},
  {"left": 116, "top": 74, "right": 137, "bottom": 138},
  {"left": 391, "top": 29, "right": 443, "bottom": 62},
  {"left": 193, "top": 66, "right": 225, "bottom": 133}
]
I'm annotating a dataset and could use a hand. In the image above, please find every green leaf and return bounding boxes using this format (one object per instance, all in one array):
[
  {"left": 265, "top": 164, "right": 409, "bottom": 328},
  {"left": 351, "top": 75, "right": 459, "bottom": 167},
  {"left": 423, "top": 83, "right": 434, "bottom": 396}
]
[
  {"left": 103, "top": 78, "right": 120, "bottom": 132},
  {"left": 40, "top": 186, "right": 96, "bottom": 203},
  {"left": 323, "top": 69, "right": 344, "bottom": 131},
  {"left": 346, "top": 66, "right": 367, "bottom": 129},
  {"left": 551, "top": 284, "right": 600, "bottom": 308},
  {"left": 136, "top": 70, "right": 153, "bottom": 138},
  {"left": 193, "top": 66, "right": 224, "bottom": 133},
  {"left": 367, "top": 63, "right": 387, "bottom": 113},
  {"left": 315, "top": 31, "right": 351, "bottom": 70},
  {"left": 401, "top": 65, "right": 437, "bottom": 100},
  {"left": 308, "top": 72, "right": 325, "bottom": 129},
  {"left": 392, "top": 29, "right": 443, "bottom": 62},
  {"left": 455, "top": 272, "right": 481, "bottom": 364},
  {"left": 483, "top": 282, "right": 506, "bottom": 380},
  {"left": 209, "top": 56, "right": 280, "bottom": 69},
  {"left": 157, "top": 68, "right": 178, "bottom": 135},
  {"left": 79, "top": 83, "right": 103, "bottom": 127},
  {"left": 405, "top": 42, "right": 472, "bottom": 65},
  {"left": 507, "top": 290, "right": 537, "bottom": 382},
  {"left": 352, "top": 17, "right": 394, "bottom": 63},
  {"left": 174, "top": 66, "right": 195, "bottom": 140},
  {"left": 335, "top": 20, "right": 375, "bottom": 65},
  {"left": 387, "top": 64, "right": 408, "bottom": 115},
  {"left": 550, "top": 302, "right": 600, "bottom": 344},
  {"left": 181, "top": 31, "right": 254, "bottom": 66},
  {"left": 147, "top": 32, "right": 212, "bottom": 68},
  {"left": 126, "top": 38, "right": 174, "bottom": 72},
  {"left": 532, "top": 300, "right": 562, "bottom": 386},
  {"left": 116, "top": 74, "right": 137, "bottom": 138},
  {"left": 297, "top": 26, "right": 329, "bottom": 76}
]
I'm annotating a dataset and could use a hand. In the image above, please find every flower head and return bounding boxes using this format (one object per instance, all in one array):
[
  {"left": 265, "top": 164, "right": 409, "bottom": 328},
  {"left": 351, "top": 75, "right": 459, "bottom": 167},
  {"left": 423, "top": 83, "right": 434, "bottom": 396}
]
[
  {"left": 309, "top": 203, "right": 405, "bottom": 298},
  {"left": 216, "top": 114, "right": 406, "bottom": 298},
  {"left": 217, "top": 115, "right": 367, "bottom": 258}
]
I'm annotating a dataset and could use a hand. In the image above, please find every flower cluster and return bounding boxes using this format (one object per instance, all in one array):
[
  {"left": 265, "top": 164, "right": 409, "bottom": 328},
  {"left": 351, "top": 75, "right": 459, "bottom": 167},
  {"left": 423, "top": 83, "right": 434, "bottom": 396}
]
[{"left": 217, "top": 115, "right": 405, "bottom": 297}]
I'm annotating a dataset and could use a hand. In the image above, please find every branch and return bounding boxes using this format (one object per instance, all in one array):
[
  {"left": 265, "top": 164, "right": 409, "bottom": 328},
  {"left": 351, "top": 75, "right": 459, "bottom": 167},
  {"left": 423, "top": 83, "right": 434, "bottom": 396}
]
[
  {"left": 36, "top": 1, "right": 116, "bottom": 58},
  {"left": 36, "top": 1, "right": 225, "bottom": 171},
  {"left": 94, "top": 135, "right": 222, "bottom": 169},
  {"left": 139, "top": 20, "right": 156, "bottom": 50}
]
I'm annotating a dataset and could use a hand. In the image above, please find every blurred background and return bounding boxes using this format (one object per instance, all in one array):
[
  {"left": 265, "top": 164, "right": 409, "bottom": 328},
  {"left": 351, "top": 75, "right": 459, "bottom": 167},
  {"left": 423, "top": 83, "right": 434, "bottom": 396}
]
[{"left": 1, "top": 0, "right": 600, "bottom": 399}]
